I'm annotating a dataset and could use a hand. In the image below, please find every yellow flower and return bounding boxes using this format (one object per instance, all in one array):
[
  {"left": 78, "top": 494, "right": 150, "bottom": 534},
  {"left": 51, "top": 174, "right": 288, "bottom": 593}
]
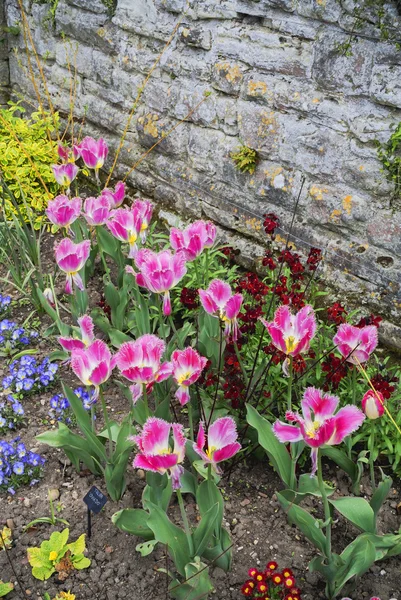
[
  {"left": 0, "top": 527, "right": 12, "bottom": 551},
  {"left": 55, "top": 592, "right": 75, "bottom": 600},
  {"left": 49, "top": 551, "right": 58, "bottom": 561}
]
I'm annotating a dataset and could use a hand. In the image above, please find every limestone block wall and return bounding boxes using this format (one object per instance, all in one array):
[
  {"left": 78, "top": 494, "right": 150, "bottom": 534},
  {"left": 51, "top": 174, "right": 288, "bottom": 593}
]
[{"left": 3, "top": 0, "right": 401, "bottom": 343}]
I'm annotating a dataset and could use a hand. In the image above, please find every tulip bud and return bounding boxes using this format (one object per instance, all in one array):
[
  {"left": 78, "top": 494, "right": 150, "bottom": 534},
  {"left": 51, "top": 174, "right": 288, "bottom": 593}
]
[
  {"left": 361, "top": 390, "right": 385, "bottom": 420},
  {"left": 43, "top": 288, "right": 55, "bottom": 307}
]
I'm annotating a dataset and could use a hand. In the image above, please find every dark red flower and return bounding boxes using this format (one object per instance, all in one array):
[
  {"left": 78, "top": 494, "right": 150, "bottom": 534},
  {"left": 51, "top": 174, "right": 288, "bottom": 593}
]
[
  {"left": 263, "top": 213, "right": 280, "bottom": 236},
  {"left": 327, "top": 302, "right": 347, "bottom": 325},
  {"left": 180, "top": 287, "right": 199, "bottom": 310},
  {"left": 306, "top": 247, "right": 322, "bottom": 271},
  {"left": 371, "top": 373, "right": 397, "bottom": 400},
  {"left": 322, "top": 353, "right": 349, "bottom": 390},
  {"left": 356, "top": 313, "right": 382, "bottom": 328}
]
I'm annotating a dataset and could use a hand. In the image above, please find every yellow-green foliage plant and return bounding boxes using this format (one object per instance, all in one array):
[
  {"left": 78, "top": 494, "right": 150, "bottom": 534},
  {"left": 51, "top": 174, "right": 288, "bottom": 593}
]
[{"left": 0, "top": 102, "right": 59, "bottom": 227}]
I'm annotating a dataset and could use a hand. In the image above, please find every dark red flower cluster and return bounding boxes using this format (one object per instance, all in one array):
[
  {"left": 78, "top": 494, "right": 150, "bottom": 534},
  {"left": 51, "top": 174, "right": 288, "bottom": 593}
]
[
  {"left": 356, "top": 313, "right": 382, "bottom": 328},
  {"left": 198, "top": 360, "right": 215, "bottom": 388},
  {"left": 180, "top": 287, "right": 199, "bottom": 310},
  {"left": 236, "top": 272, "right": 269, "bottom": 300},
  {"left": 278, "top": 249, "right": 305, "bottom": 281},
  {"left": 241, "top": 562, "right": 301, "bottom": 599},
  {"left": 262, "top": 252, "right": 278, "bottom": 270},
  {"left": 239, "top": 303, "right": 264, "bottom": 335},
  {"left": 219, "top": 245, "right": 239, "bottom": 264},
  {"left": 306, "top": 247, "right": 323, "bottom": 272},
  {"left": 327, "top": 302, "right": 347, "bottom": 325},
  {"left": 371, "top": 373, "right": 397, "bottom": 400},
  {"left": 263, "top": 212, "right": 280, "bottom": 237},
  {"left": 322, "top": 353, "right": 349, "bottom": 390},
  {"left": 222, "top": 341, "right": 246, "bottom": 409},
  {"left": 97, "top": 296, "right": 111, "bottom": 319},
  {"left": 263, "top": 342, "right": 283, "bottom": 365}
]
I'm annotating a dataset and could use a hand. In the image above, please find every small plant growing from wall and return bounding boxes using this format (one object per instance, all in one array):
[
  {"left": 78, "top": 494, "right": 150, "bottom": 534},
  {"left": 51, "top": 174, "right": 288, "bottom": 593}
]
[
  {"left": 230, "top": 145, "right": 259, "bottom": 174},
  {"left": 376, "top": 122, "right": 401, "bottom": 206}
]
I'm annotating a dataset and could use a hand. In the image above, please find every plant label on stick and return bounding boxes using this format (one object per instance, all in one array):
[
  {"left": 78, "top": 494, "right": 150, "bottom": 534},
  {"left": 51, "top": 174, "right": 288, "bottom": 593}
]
[{"left": 83, "top": 486, "right": 107, "bottom": 538}]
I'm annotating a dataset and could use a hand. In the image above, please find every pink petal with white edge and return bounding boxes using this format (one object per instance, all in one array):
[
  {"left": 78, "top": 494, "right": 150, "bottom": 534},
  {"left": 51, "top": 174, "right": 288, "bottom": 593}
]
[
  {"left": 272, "top": 420, "right": 304, "bottom": 443},
  {"left": 273, "top": 305, "right": 292, "bottom": 333},
  {"left": 301, "top": 387, "right": 339, "bottom": 422},
  {"left": 208, "top": 416, "right": 238, "bottom": 450},
  {"left": 156, "top": 361, "right": 173, "bottom": 382},
  {"left": 199, "top": 289, "right": 218, "bottom": 314},
  {"left": 326, "top": 406, "right": 365, "bottom": 445},
  {"left": 208, "top": 279, "right": 232, "bottom": 307},
  {"left": 176, "top": 386, "right": 190, "bottom": 406},
  {"left": 58, "top": 337, "right": 85, "bottom": 351},
  {"left": 213, "top": 442, "right": 241, "bottom": 463},
  {"left": 133, "top": 453, "right": 177, "bottom": 473},
  {"left": 267, "top": 323, "right": 287, "bottom": 354},
  {"left": 129, "top": 383, "right": 143, "bottom": 404},
  {"left": 78, "top": 315, "right": 95, "bottom": 346},
  {"left": 225, "top": 293, "right": 243, "bottom": 320},
  {"left": 140, "top": 417, "right": 171, "bottom": 455},
  {"left": 195, "top": 422, "right": 206, "bottom": 452},
  {"left": 172, "top": 423, "right": 186, "bottom": 462}
]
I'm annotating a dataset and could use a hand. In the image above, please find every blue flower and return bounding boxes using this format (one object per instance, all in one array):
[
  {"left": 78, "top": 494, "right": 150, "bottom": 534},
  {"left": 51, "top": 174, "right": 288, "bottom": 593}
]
[{"left": 13, "top": 461, "right": 24, "bottom": 475}]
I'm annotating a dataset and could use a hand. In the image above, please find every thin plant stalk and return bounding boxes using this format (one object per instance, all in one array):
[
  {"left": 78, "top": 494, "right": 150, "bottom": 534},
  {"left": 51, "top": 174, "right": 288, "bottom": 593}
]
[
  {"left": 99, "top": 387, "right": 113, "bottom": 461},
  {"left": 206, "top": 324, "right": 224, "bottom": 428},
  {"left": 287, "top": 355, "right": 293, "bottom": 412},
  {"left": 369, "top": 421, "right": 376, "bottom": 492},
  {"left": 317, "top": 449, "right": 334, "bottom": 599},
  {"left": 176, "top": 489, "right": 194, "bottom": 556},
  {"left": 143, "top": 385, "right": 150, "bottom": 418},
  {"left": 188, "top": 400, "right": 194, "bottom": 441}
]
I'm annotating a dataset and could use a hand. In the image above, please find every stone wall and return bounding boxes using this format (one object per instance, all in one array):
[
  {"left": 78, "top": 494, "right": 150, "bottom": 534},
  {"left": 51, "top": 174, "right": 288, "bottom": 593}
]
[
  {"left": 0, "top": 0, "right": 10, "bottom": 103},
  {"left": 2, "top": 0, "right": 401, "bottom": 344}
]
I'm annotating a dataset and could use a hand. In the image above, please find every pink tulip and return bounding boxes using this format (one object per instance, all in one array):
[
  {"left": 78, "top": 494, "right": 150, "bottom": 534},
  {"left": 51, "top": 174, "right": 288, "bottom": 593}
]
[
  {"left": 132, "top": 199, "right": 153, "bottom": 243},
  {"left": 70, "top": 339, "right": 116, "bottom": 398},
  {"left": 333, "top": 323, "right": 378, "bottom": 365},
  {"left": 260, "top": 304, "right": 317, "bottom": 357},
  {"left": 83, "top": 196, "right": 111, "bottom": 226},
  {"left": 46, "top": 195, "right": 81, "bottom": 229},
  {"left": 75, "top": 136, "right": 108, "bottom": 170},
  {"left": 51, "top": 163, "right": 79, "bottom": 187},
  {"left": 362, "top": 390, "right": 385, "bottom": 420},
  {"left": 171, "top": 347, "right": 208, "bottom": 406},
  {"left": 273, "top": 387, "right": 365, "bottom": 475},
  {"left": 198, "top": 279, "right": 243, "bottom": 341},
  {"left": 132, "top": 417, "right": 186, "bottom": 489},
  {"left": 135, "top": 249, "right": 187, "bottom": 316},
  {"left": 57, "top": 143, "right": 80, "bottom": 162},
  {"left": 194, "top": 417, "right": 241, "bottom": 473},
  {"left": 43, "top": 288, "right": 55, "bottom": 307},
  {"left": 101, "top": 181, "right": 126, "bottom": 209},
  {"left": 115, "top": 334, "right": 173, "bottom": 403},
  {"left": 106, "top": 208, "right": 142, "bottom": 258},
  {"left": 170, "top": 220, "right": 217, "bottom": 261},
  {"left": 59, "top": 315, "right": 95, "bottom": 352},
  {"left": 55, "top": 238, "right": 90, "bottom": 294}
]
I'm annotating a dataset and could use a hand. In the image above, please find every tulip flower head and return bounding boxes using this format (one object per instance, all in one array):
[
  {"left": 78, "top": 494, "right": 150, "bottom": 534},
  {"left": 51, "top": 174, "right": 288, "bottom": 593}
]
[
  {"left": 115, "top": 334, "right": 173, "bottom": 403},
  {"left": 43, "top": 288, "right": 55, "bottom": 307},
  {"left": 199, "top": 279, "right": 243, "bottom": 341},
  {"left": 55, "top": 238, "right": 90, "bottom": 294},
  {"left": 273, "top": 387, "right": 365, "bottom": 475},
  {"left": 51, "top": 163, "right": 79, "bottom": 188},
  {"left": 170, "top": 220, "right": 217, "bottom": 261},
  {"left": 46, "top": 195, "right": 81, "bottom": 230},
  {"left": 132, "top": 199, "right": 153, "bottom": 243},
  {"left": 59, "top": 315, "right": 95, "bottom": 352},
  {"left": 260, "top": 305, "right": 317, "bottom": 357},
  {"left": 135, "top": 249, "right": 187, "bottom": 316},
  {"left": 333, "top": 323, "right": 378, "bottom": 365},
  {"left": 171, "top": 347, "right": 208, "bottom": 406},
  {"left": 75, "top": 136, "right": 108, "bottom": 171},
  {"left": 132, "top": 417, "right": 186, "bottom": 488},
  {"left": 101, "top": 181, "right": 125, "bottom": 209},
  {"left": 362, "top": 389, "right": 385, "bottom": 420},
  {"left": 106, "top": 207, "right": 142, "bottom": 258},
  {"left": 83, "top": 196, "right": 111, "bottom": 226},
  {"left": 70, "top": 339, "right": 116, "bottom": 399},
  {"left": 194, "top": 417, "right": 241, "bottom": 473},
  {"left": 57, "top": 143, "right": 80, "bottom": 162}
]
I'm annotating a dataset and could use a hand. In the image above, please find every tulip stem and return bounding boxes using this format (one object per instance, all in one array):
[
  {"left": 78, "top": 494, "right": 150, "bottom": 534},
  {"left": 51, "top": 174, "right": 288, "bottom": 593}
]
[
  {"left": 143, "top": 386, "right": 150, "bottom": 418},
  {"left": 99, "top": 387, "right": 113, "bottom": 460},
  {"left": 207, "top": 464, "right": 212, "bottom": 481},
  {"left": 176, "top": 488, "right": 194, "bottom": 557},
  {"left": 287, "top": 355, "right": 293, "bottom": 412},
  {"left": 317, "top": 449, "right": 334, "bottom": 597},
  {"left": 369, "top": 421, "right": 376, "bottom": 493},
  {"left": 96, "top": 227, "right": 111, "bottom": 282},
  {"left": 204, "top": 249, "right": 209, "bottom": 287},
  {"left": 188, "top": 402, "right": 194, "bottom": 441}
]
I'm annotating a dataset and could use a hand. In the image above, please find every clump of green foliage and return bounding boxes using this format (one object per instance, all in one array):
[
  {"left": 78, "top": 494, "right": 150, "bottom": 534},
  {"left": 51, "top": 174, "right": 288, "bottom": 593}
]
[
  {"left": 0, "top": 102, "right": 59, "bottom": 227},
  {"left": 31, "top": 0, "right": 59, "bottom": 27},
  {"left": 0, "top": 582, "right": 14, "bottom": 598},
  {"left": 230, "top": 145, "right": 258, "bottom": 174},
  {"left": 27, "top": 528, "right": 90, "bottom": 581},
  {"left": 376, "top": 122, "right": 401, "bottom": 203}
]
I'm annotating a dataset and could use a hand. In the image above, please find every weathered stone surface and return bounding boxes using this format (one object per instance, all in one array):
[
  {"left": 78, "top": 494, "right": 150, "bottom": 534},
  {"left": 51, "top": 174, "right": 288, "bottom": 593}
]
[{"left": 3, "top": 0, "right": 401, "bottom": 329}]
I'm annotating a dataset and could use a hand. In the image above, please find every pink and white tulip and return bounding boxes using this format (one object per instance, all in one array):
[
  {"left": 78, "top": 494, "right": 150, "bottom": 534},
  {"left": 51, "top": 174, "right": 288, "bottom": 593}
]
[
  {"left": 170, "top": 220, "right": 217, "bottom": 261},
  {"left": 75, "top": 136, "right": 108, "bottom": 170},
  {"left": 70, "top": 339, "right": 116, "bottom": 398},
  {"left": 106, "top": 207, "right": 142, "bottom": 258},
  {"left": 46, "top": 195, "right": 81, "bottom": 229},
  {"left": 132, "top": 417, "right": 186, "bottom": 489},
  {"left": 199, "top": 279, "right": 243, "bottom": 341},
  {"left": 132, "top": 199, "right": 153, "bottom": 243},
  {"left": 135, "top": 249, "right": 187, "bottom": 316},
  {"left": 115, "top": 334, "right": 173, "bottom": 403},
  {"left": 194, "top": 417, "right": 241, "bottom": 473},
  {"left": 260, "top": 305, "right": 317, "bottom": 357},
  {"left": 59, "top": 315, "right": 95, "bottom": 352},
  {"left": 361, "top": 390, "right": 385, "bottom": 420},
  {"left": 54, "top": 238, "right": 90, "bottom": 294},
  {"left": 333, "top": 323, "right": 378, "bottom": 365},
  {"left": 171, "top": 347, "right": 208, "bottom": 406},
  {"left": 101, "top": 181, "right": 126, "bottom": 209},
  {"left": 51, "top": 163, "right": 79, "bottom": 188},
  {"left": 57, "top": 143, "right": 79, "bottom": 162},
  {"left": 43, "top": 288, "right": 55, "bottom": 307},
  {"left": 83, "top": 196, "right": 111, "bottom": 226},
  {"left": 273, "top": 387, "right": 365, "bottom": 475}
]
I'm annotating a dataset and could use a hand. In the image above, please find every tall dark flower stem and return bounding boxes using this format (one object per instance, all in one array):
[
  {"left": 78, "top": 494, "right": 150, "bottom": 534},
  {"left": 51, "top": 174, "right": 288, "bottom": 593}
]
[{"left": 207, "top": 324, "right": 224, "bottom": 428}]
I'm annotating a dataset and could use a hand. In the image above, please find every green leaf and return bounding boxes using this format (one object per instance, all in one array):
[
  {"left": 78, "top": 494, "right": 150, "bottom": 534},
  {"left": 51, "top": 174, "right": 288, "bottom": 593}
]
[
  {"left": 146, "top": 502, "right": 190, "bottom": 576},
  {"left": 180, "top": 470, "right": 198, "bottom": 497},
  {"left": 196, "top": 480, "right": 223, "bottom": 536},
  {"left": 370, "top": 474, "right": 392, "bottom": 519},
  {"left": 31, "top": 566, "right": 54, "bottom": 581},
  {"left": 329, "top": 497, "right": 375, "bottom": 533},
  {"left": 334, "top": 537, "right": 376, "bottom": 595},
  {"left": 277, "top": 492, "right": 327, "bottom": 554},
  {"left": 67, "top": 533, "right": 86, "bottom": 556},
  {"left": 72, "top": 555, "right": 91, "bottom": 570},
  {"left": 143, "top": 473, "right": 172, "bottom": 512},
  {"left": 108, "top": 328, "right": 132, "bottom": 347},
  {"left": 136, "top": 539, "right": 158, "bottom": 557},
  {"left": 201, "top": 527, "right": 232, "bottom": 571},
  {"left": 321, "top": 446, "right": 358, "bottom": 482},
  {"left": 112, "top": 509, "right": 154, "bottom": 541},
  {"left": 0, "top": 582, "right": 14, "bottom": 597},
  {"left": 193, "top": 503, "right": 219, "bottom": 557},
  {"left": 169, "top": 558, "right": 213, "bottom": 600},
  {"left": 298, "top": 474, "right": 335, "bottom": 498},
  {"left": 246, "top": 405, "right": 293, "bottom": 488}
]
